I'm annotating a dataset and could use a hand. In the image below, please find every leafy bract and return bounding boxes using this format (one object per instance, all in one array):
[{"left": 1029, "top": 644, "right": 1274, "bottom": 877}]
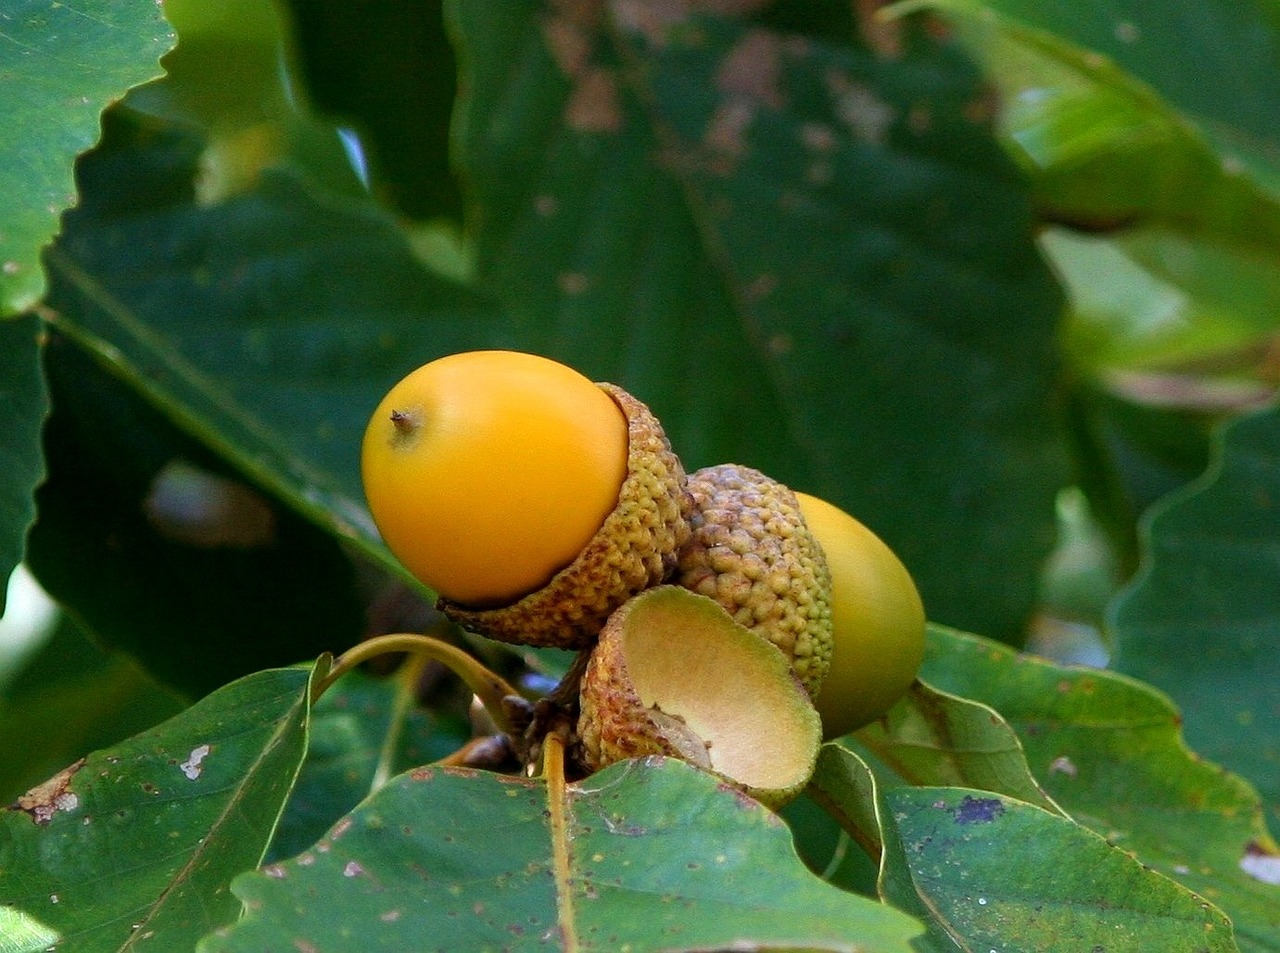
[
  {"left": 0, "top": 315, "right": 46, "bottom": 616},
  {"left": 0, "top": 664, "right": 315, "bottom": 952},
  {"left": 924, "top": 626, "right": 1280, "bottom": 952},
  {"left": 204, "top": 757, "right": 923, "bottom": 952},
  {"left": 0, "top": 0, "right": 173, "bottom": 314},
  {"left": 452, "top": 0, "right": 1065, "bottom": 639},
  {"left": 1112, "top": 402, "right": 1280, "bottom": 840}
]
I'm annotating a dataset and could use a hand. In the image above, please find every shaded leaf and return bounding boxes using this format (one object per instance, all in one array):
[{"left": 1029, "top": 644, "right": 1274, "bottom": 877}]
[
  {"left": 0, "top": 648, "right": 184, "bottom": 805},
  {"left": 452, "top": 0, "right": 1066, "bottom": 639},
  {"left": 26, "top": 333, "right": 364, "bottom": 697},
  {"left": 282, "top": 0, "right": 462, "bottom": 219},
  {"left": 0, "top": 315, "right": 47, "bottom": 616},
  {"left": 267, "top": 667, "right": 470, "bottom": 863},
  {"left": 1112, "top": 403, "right": 1280, "bottom": 835},
  {"left": 0, "top": 0, "right": 173, "bottom": 314},
  {"left": 923, "top": 626, "right": 1280, "bottom": 952},
  {"left": 41, "top": 105, "right": 499, "bottom": 588},
  {"left": 881, "top": 785, "right": 1237, "bottom": 952},
  {"left": 205, "top": 757, "right": 923, "bottom": 952},
  {"left": 0, "top": 665, "right": 315, "bottom": 952},
  {"left": 809, "top": 680, "right": 1063, "bottom": 859},
  {"left": 847, "top": 680, "right": 1062, "bottom": 813}
]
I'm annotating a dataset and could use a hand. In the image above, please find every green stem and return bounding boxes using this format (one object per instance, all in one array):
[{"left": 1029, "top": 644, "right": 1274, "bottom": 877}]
[{"left": 313, "top": 633, "right": 522, "bottom": 735}]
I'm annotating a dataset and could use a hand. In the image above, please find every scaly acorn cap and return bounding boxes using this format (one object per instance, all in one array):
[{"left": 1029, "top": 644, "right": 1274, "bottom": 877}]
[
  {"left": 675, "top": 464, "right": 833, "bottom": 697},
  {"left": 577, "top": 585, "right": 822, "bottom": 809},
  {"left": 439, "top": 384, "right": 692, "bottom": 649}
]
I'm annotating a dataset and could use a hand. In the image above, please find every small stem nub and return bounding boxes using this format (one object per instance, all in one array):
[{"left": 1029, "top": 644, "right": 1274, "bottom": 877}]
[{"left": 389, "top": 408, "right": 418, "bottom": 435}]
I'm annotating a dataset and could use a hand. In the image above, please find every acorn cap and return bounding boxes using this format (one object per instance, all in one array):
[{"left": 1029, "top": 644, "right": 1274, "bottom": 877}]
[
  {"left": 577, "top": 585, "right": 822, "bottom": 808},
  {"left": 675, "top": 464, "right": 833, "bottom": 697},
  {"left": 439, "top": 384, "right": 692, "bottom": 649}
]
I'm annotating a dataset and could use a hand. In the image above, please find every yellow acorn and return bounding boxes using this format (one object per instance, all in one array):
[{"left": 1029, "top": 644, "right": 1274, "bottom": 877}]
[
  {"left": 675, "top": 464, "right": 833, "bottom": 696},
  {"left": 577, "top": 586, "right": 822, "bottom": 808},
  {"left": 794, "top": 492, "right": 925, "bottom": 737},
  {"left": 361, "top": 350, "right": 691, "bottom": 649}
]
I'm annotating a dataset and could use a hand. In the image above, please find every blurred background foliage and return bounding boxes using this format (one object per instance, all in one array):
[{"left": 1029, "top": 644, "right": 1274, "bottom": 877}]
[{"left": 1, "top": 0, "right": 1279, "bottom": 946}]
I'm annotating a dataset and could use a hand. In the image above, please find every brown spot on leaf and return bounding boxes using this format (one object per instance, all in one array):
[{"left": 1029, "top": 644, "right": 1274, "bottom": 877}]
[
  {"left": 14, "top": 759, "right": 84, "bottom": 825},
  {"left": 704, "top": 100, "right": 755, "bottom": 160},
  {"left": 799, "top": 122, "right": 836, "bottom": 152},
  {"left": 716, "top": 30, "right": 784, "bottom": 108},
  {"left": 543, "top": 14, "right": 593, "bottom": 77},
  {"left": 565, "top": 68, "right": 622, "bottom": 132},
  {"left": 854, "top": 0, "right": 903, "bottom": 58},
  {"left": 612, "top": 0, "right": 690, "bottom": 47},
  {"left": 1241, "top": 841, "right": 1280, "bottom": 885},
  {"left": 826, "top": 70, "right": 896, "bottom": 144},
  {"left": 559, "top": 272, "right": 590, "bottom": 295},
  {"left": 690, "top": 0, "right": 772, "bottom": 14}
]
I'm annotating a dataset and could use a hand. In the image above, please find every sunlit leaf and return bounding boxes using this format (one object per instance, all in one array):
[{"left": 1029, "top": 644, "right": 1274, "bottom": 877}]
[
  {"left": 924, "top": 626, "right": 1280, "bottom": 952},
  {"left": 0, "top": 665, "right": 315, "bottom": 952},
  {"left": 0, "top": 0, "right": 173, "bottom": 314},
  {"left": 205, "top": 757, "right": 924, "bottom": 952},
  {"left": 881, "top": 785, "right": 1237, "bottom": 952}
]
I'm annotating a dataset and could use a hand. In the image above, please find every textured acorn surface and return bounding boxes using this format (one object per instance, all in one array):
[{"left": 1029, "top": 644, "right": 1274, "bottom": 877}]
[
  {"left": 440, "top": 384, "right": 692, "bottom": 649},
  {"left": 675, "top": 464, "right": 833, "bottom": 696},
  {"left": 577, "top": 586, "right": 822, "bottom": 809}
]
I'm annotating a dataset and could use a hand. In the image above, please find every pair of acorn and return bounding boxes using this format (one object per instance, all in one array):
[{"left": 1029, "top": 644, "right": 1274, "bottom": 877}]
[{"left": 361, "top": 351, "right": 924, "bottom": 806}]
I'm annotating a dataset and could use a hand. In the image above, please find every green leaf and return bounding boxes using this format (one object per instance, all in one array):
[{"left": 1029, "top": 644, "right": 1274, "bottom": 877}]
[
  {"left": 905, "top": 0, "right": 1280, "bottom": 236},
  {"left": 1112, "top": 403, "right": 1280, "bottom": 834},
  {"left": 810, "top": 680, "right": 1062, "bottom": 857},
  {"left": 284, "top": 0, "right": 462, "bottom": 219},
  {"left": 923, "top": 626, "right": 1280, "bottom": 952},
  {"left": 267, "top": 668, "right": 470, "bottom": 863},
  {"left": 0, "top": 664, "right": 315, "bottom": 952},
  {"left": 901, "top": 1, "right": 1280, "bottom": 380},
  {"left": 41, "top": 106, "right": 499, "bottom": 589},
  {"left": 0, "top": 0, "right": 173, "bottom": 315},
  {"left": 880, "top": 785, "right": 1237, "bottom": 952},
  {"left": 204, "top": 757, "right": 924, "bottom": 952},
  {"left": 26, "top": 333, "right": 365, "bottom": 697},
  {"left": 0, "top": 315, "right": 47, "bottom": 615},
  {"left": 0, "top": 650, "right": 185, "bottom": 806},
  {"left": 452, "top": 0, "right": 1066, "bottom": 639},
  {"left": 0, "top": 907, "right": 59, "bottom": 953}
]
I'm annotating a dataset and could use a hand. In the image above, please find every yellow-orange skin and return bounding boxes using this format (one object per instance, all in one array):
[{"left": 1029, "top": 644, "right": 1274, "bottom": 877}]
[
  {"left": 361, "top": 351, "right": 628, "bottom": 606},
  {"left": 795, "top": 493, "right": 925, "bottom": 738}
]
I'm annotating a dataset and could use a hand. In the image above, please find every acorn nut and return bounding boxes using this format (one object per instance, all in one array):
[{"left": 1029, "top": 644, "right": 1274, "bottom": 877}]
[
  {"left": 361, "top": 351, "right": 692, "bottom": 650},
  {"left": 577, "top": 585, "right": 823, "bottom": 808},
  {"left": 675, "top": 464, "right": 833, "bottom": 696}
]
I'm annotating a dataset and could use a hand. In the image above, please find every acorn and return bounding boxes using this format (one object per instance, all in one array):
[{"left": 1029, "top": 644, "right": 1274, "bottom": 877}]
[
  {"left": 361, "top": 351, "right": 691, "bottom": 650},
  {"left": 576, "top": 585, "right": 822, "bottom": 808},
  {"left": 441, "top": 384, "right": 691, "bottom": 647},
  {"left": 675, "top": 464, "right": 833, "bottom": 696}
]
